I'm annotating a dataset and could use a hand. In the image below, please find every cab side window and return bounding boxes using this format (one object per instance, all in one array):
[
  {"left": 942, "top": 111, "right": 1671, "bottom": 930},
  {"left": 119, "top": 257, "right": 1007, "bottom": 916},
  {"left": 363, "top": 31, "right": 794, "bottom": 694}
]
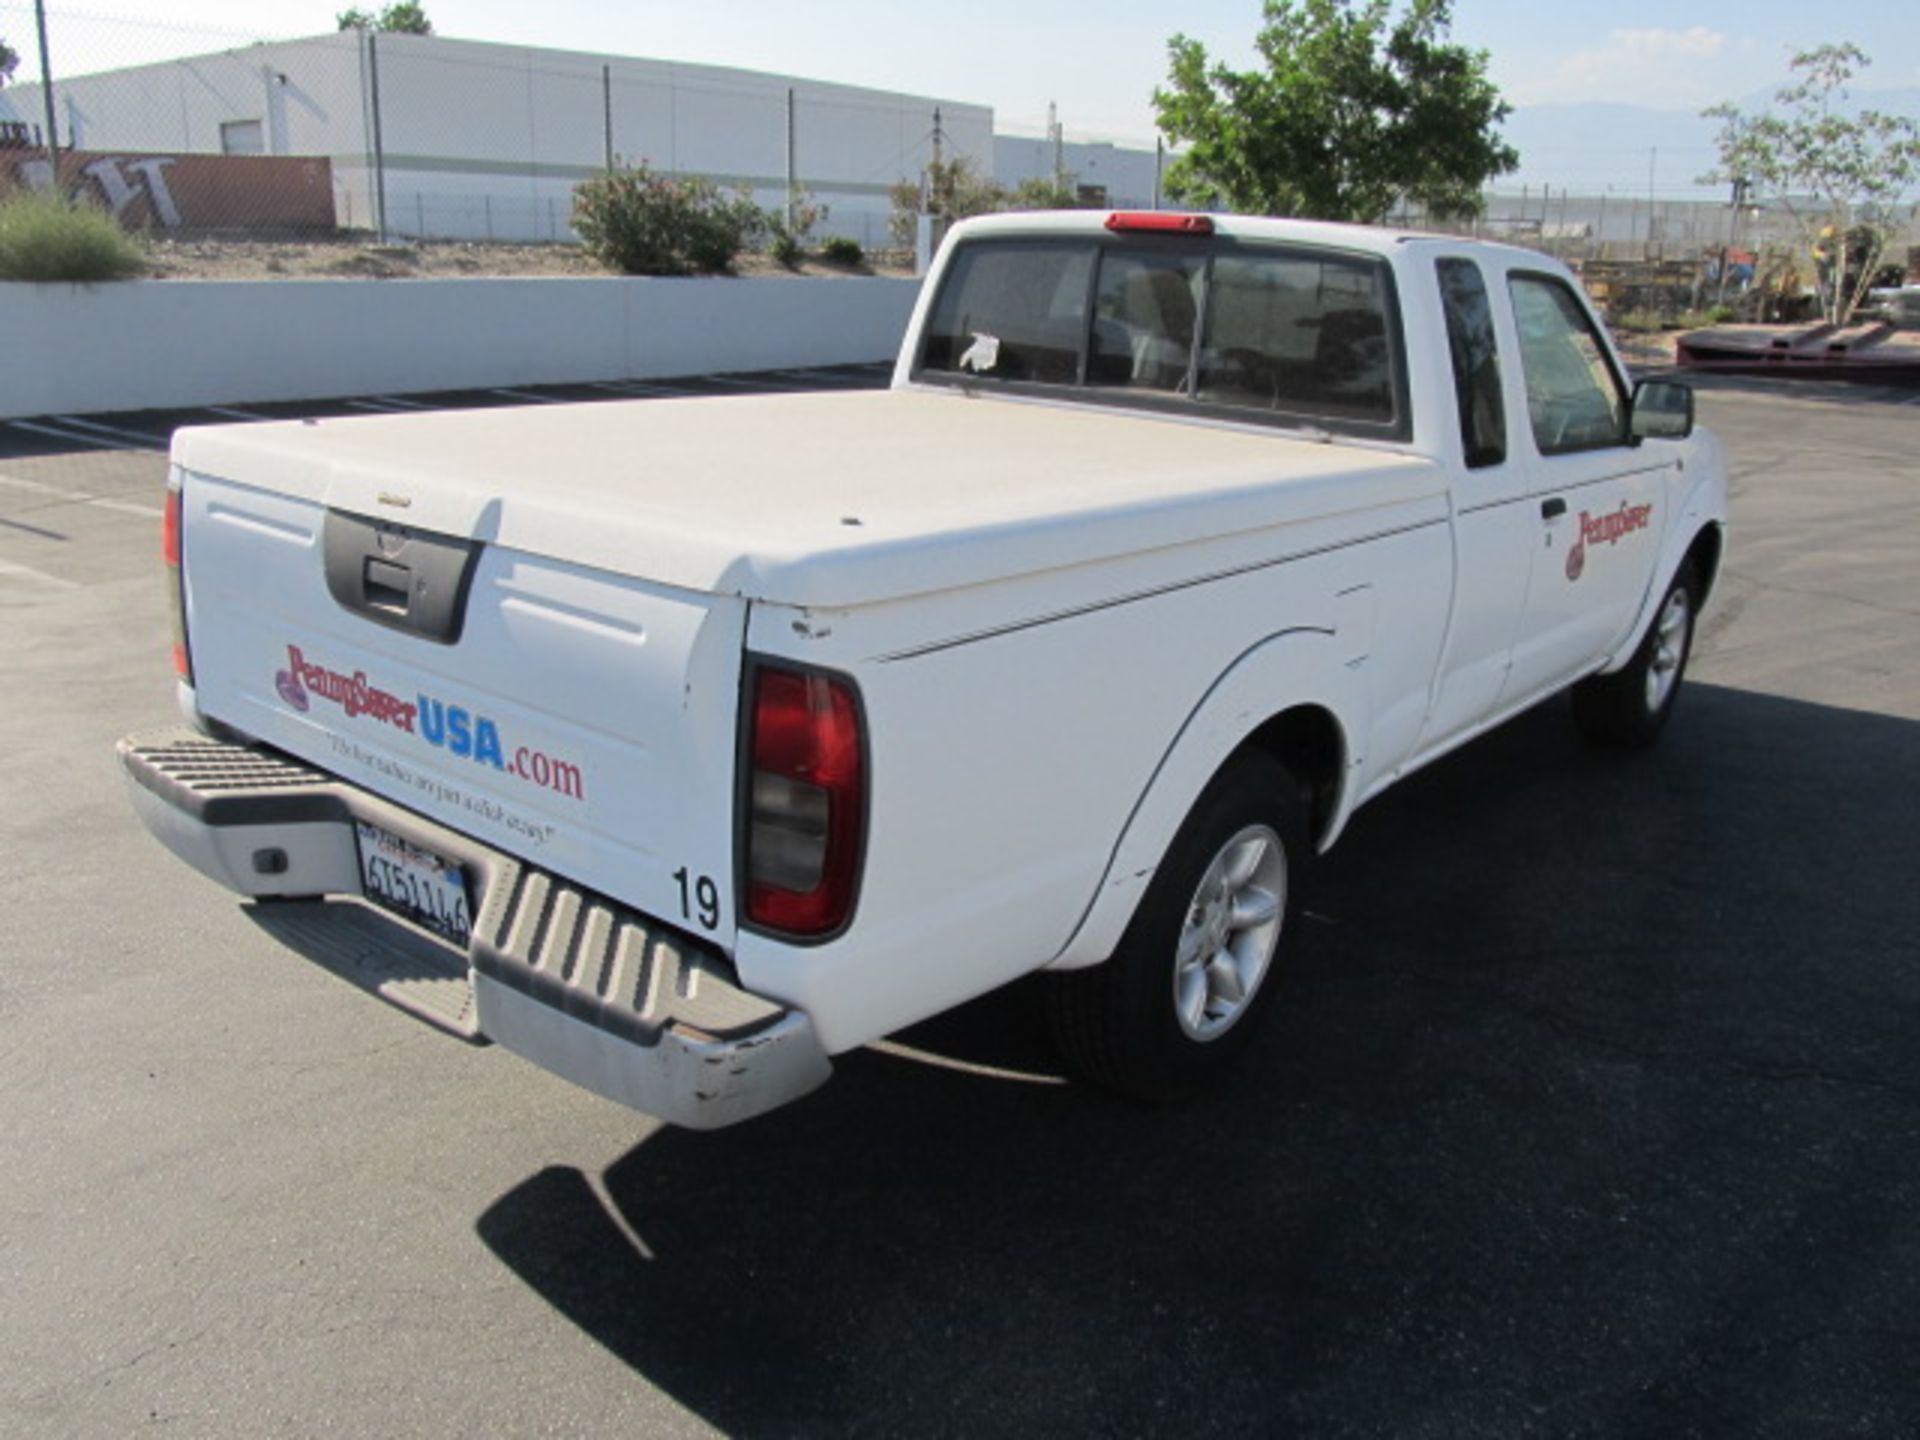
[
  {"left": 1507, "top": 274, "right": 1628, "bottom": 454},
  {"left": 1436, "top": 257, "right": 1505, "bottom": 468}
]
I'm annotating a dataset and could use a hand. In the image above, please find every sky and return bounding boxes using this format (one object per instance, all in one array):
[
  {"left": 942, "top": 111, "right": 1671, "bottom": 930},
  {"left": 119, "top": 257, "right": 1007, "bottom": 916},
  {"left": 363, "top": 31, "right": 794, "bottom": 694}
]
[{"left": 6, "top": 0, "right": 1918, "bottom": 192}]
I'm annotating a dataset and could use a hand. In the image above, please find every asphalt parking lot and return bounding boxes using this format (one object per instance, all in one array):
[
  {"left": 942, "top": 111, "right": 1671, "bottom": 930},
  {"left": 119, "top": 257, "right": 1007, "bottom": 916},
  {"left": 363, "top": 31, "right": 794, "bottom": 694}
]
[{"left": 2, "top": 368, "right": 1916, "bottom": 1437}]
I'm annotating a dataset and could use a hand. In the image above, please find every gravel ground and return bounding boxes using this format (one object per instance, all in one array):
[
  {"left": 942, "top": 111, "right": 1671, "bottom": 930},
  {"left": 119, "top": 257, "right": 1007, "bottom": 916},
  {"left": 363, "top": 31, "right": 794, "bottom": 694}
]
[{"left": 137, "top": 236, "right": 913, "bottom": 282}]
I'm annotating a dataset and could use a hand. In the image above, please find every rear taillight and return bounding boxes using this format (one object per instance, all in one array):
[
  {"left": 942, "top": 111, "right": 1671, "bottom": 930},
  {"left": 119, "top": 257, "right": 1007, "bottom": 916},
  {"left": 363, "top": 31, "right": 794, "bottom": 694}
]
[
  {"left": 743, "top": 663, "right": 865, "bottom": 939},
  {"left": 163, "top": 480, "right": 192, "bottom": 682}
]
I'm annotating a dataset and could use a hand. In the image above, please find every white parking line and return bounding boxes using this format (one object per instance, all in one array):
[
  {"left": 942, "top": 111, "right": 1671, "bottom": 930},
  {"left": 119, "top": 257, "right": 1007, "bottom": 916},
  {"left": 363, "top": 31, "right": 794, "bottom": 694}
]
[
  {"left": 343, "top": 398, "right": 418, "bottom": 414},
  {"left": 698, "top": 374, "right": 787, "bottom": 390},
  {"left": 368, "top": 395, "right": 435, "bottom": 410},
  {"left": 0, "top": 558, "right": 81, "bottom": 590},
  {"left": 489, "top": 388, "right": 564, "bottom": 404},
  {"left": 53, "top": 414, "right": 172, "bottom": 448},
  {"left": 584, "top": 380, "right": 696, "bottom": 397},
  {"left": 0, "top": 472, "right": 164, "bottom": 519},
  {"left": 204, "top": 406, "right": 268, "bottom": 421},
  {"left": 766, "top": 369, "right": 881, "bottom": 386},
  {"left": 7, "top": 418, "right": 147, "bottom": 452}
]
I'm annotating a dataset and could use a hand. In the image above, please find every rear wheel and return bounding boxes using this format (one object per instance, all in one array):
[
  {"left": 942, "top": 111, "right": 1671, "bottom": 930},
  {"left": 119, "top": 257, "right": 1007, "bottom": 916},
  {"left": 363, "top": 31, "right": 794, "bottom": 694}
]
[
  {"left": 1047, "top": 750, "right": 1307, "bottom": 1101},
  {"left": 1573, "top": 561, "right": 1698, "bottom": 749}
]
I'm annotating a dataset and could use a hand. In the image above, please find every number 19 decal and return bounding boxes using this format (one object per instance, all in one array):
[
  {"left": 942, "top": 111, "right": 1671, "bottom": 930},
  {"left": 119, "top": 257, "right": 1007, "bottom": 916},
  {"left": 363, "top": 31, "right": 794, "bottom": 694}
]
[{"left": 673, "top": 867, "right": 721, "bottom": 930}]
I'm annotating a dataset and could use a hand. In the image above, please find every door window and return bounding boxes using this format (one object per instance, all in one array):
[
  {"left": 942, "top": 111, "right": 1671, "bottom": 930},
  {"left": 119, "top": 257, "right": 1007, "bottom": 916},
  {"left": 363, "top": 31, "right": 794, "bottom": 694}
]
[{"left": 1508, "top": 274, "right": 1627, "bottom": 454}]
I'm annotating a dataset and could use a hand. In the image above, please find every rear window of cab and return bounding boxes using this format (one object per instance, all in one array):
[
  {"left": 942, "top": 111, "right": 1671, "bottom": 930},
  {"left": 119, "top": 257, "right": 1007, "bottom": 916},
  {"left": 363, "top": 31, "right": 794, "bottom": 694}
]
[{"left": 915, "top": 234, "right": 1407, "bottom": 440}]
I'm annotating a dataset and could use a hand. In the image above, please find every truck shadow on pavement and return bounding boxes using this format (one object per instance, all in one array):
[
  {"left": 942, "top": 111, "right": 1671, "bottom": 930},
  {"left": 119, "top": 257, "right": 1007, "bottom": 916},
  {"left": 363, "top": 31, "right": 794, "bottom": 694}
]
[{"left": 477, "top": 682, "right": 1920, "bottom": 1436}]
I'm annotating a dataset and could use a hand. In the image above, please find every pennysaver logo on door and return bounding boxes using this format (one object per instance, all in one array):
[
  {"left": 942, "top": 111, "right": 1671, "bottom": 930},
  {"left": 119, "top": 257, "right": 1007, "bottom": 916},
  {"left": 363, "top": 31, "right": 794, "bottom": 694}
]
[
  {"left": 1566, "top": 502, "right": 1654, "bottom": 582},
  {"left": 274, "top": 644, "right": 586, "bottom": 801}
]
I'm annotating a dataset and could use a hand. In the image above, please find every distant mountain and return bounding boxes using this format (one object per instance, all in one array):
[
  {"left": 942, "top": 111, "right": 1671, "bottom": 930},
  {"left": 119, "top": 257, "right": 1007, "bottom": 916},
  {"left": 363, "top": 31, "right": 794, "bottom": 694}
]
[{"left": 1497, "top": 88, "right": 1920, "bottom": 200}]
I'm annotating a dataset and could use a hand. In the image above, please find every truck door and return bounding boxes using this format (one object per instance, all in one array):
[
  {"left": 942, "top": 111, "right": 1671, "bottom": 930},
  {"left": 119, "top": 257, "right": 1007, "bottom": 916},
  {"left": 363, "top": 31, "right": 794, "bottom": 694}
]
[
  {"left": 1497, "top": 268, "right": 1669, "bottom": 707},
  {"left": 1416, "top": 254, "right": 1535, "bottom": 750}
]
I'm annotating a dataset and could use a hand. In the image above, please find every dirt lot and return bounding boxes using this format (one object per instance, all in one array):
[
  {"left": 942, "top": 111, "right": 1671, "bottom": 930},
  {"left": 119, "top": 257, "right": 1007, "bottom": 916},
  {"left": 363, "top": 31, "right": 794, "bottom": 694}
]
[{"left": 139, "top": 236, "right": 914, "bottom": 282}]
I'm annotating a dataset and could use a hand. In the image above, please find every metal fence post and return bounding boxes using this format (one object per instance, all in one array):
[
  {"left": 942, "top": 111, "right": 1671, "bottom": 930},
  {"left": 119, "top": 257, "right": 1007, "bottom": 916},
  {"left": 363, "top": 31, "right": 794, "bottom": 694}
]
[
  {"left": 602, "top": 63, "right": 613, "bottom": 171},
  {"left": 33, "top": 0, "right": 59, "bottom": 174},
  {"left": 785, "top": 87, "right": 796, "bottom": 234},
  {"left": 366, "top": 31, "right": 390, "bottom": 243}
]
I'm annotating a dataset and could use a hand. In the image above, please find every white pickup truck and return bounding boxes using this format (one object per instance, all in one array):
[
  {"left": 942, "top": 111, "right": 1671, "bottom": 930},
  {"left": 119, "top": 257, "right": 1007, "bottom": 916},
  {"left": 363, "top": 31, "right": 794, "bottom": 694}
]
[{"left": 122, "top": 211, "right": 1727, "bottom": 1128}]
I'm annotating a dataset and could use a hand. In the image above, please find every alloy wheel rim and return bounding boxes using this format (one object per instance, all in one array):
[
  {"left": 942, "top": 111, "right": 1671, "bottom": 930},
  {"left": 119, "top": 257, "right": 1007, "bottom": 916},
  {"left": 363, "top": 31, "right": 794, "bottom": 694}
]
[
  {"left": 1172, "top": 824, "right": 1287, "bottom": 1042},
  {"left": 1646, "top": 586, "right": 1691, "bottom": 713}
]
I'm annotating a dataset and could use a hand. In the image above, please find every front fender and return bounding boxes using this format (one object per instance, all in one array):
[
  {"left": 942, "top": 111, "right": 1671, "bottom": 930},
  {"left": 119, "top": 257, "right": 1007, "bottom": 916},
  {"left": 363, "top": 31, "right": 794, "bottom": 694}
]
[
  {"left": 1047, "top": 626, "right": 1365, "bottom": 970},
  {"left": 1604, "top": 426, "right": 1730, "bottom": 671}
]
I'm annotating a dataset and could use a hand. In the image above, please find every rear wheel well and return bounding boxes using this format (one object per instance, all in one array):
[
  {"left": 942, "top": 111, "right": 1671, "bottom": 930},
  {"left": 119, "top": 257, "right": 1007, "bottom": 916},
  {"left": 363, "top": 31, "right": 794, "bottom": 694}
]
[{"left": 1241, "top": 704, "right": 1345, "bottom": 845}]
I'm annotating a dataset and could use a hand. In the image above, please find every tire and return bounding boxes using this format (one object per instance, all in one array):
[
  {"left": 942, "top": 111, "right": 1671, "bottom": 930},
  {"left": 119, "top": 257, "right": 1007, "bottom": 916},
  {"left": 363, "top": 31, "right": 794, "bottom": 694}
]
[
  {"left": 1572, "top": 560, "right": 1698, "bottom": 749},
  {"left": 1047, "top": 749, "right": 1308, "bottom": 1102}
]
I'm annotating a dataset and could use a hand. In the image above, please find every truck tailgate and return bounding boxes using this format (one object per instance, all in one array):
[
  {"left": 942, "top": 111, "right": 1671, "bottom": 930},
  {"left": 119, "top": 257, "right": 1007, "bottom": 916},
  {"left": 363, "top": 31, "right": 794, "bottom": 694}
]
[{"left": 178, "top": 465, "right": 746, "bottom": 942}]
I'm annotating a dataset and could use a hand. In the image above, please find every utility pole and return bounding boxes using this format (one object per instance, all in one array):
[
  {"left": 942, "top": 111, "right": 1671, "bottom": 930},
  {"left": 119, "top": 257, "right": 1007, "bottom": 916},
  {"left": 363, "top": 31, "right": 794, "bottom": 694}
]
[
  {"left": 367, "top": 30, "right": 388, "bottom": 243},
  {"left": 785, "top": 87, "right": 796, "bottom": 233},
  {"left": 929, "top": 105, "right": 943, "bottom": 215},
  {"left": 1154, "top": 136, "right": 1164, "bottom": 210},
  {"left": 602, "top": 64, "right": 613, "bottom": 171},
  {"left": 1646, "top": 146, "right": 1657, "bottom": 257},
  {"left": 1049, "top": 99, "right": 1064, "bottom": 194},
  {"left": 33, "top": 0, "right": 58, "bottom": 174}
]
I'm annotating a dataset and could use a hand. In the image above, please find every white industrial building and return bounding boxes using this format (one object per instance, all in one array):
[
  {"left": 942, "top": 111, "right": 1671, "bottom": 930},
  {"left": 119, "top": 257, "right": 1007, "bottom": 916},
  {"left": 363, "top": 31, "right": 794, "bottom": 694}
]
[
  {"left": 994, "top": 133, "right": 1163, "bottom": 210},
  {"left": 0, "top": 30, "right": 993, "bottom": 247}
]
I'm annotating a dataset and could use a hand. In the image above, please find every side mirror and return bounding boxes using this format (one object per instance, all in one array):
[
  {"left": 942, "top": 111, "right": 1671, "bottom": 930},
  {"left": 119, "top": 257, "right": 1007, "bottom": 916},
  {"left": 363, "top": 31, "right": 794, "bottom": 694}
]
[{"left": 1630, "top": 379, "right": 1694, "bottom": 442}]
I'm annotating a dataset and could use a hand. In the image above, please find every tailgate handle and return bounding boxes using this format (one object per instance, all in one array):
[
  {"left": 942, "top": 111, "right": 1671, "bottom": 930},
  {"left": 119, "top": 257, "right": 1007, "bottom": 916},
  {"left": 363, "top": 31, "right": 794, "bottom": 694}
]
[
  {"left": 363, "top": 558, "right": 411, "bottom": 614},
  {"left": 323, "top": 509, "right": 481, "bottom": 644}
]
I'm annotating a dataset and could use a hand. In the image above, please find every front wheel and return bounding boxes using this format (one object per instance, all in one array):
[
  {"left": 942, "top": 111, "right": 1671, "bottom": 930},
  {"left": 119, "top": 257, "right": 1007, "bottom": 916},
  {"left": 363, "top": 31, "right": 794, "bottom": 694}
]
[
  {"left": 1572, "top": 561, "right": 1698, "bottom": 749},
  {"left": 1046, "top": 750, "right": 1308, "bottom": 1102}
]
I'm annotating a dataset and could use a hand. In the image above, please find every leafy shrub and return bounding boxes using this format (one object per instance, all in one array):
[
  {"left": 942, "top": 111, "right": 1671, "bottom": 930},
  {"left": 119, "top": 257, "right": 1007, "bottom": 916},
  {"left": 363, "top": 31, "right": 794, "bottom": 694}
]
[
  {"left": 572, "top": 164, "right": 765, "bottom": 276},
  {"left": 821, "top": 235, "right": 864, "bottom": 265},
  {"left": 0, "top": 188, "right": 146, "bottom": 282},
  {"left": 764, "top": 188, "right": 826, "bottom": 269}
]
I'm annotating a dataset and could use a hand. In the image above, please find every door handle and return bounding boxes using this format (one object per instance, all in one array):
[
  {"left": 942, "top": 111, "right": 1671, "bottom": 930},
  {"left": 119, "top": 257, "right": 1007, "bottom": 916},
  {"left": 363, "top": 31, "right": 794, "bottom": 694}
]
[{"left": 1541, "top": 497, "right": 1567, "bottom": 520}]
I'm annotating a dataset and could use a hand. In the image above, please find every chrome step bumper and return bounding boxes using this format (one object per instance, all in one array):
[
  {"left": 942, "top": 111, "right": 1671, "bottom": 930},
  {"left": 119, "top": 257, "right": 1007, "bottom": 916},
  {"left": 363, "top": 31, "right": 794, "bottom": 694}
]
[{"left": 119, "top": 727, "right": 831, "bottom": 1129}]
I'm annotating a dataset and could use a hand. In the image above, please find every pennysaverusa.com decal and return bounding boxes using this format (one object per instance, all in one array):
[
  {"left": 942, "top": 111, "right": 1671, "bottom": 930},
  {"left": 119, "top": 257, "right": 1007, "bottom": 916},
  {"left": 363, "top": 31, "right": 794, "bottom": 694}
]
[{"left": 275, "top": 644, "right": 587, "bottom": 801}]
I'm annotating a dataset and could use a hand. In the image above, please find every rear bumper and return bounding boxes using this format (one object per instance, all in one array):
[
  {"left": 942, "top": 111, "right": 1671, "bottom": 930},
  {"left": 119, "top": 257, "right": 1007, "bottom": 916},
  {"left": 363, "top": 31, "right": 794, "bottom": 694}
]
[{"left": 118, "top": 727, "right": 831, "bottom": 1130}]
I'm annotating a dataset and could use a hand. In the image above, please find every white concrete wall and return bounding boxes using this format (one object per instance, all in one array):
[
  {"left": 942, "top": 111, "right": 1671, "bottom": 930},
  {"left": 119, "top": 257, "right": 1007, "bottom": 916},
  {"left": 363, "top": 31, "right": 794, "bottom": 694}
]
[{"left": 0, "top": 276, "right": 917, "bottom": 419}]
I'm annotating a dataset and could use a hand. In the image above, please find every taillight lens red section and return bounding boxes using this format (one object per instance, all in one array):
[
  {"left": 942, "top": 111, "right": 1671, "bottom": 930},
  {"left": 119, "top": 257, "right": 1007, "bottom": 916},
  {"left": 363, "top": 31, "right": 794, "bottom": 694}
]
[
  {"left": 1105, "top": 211, "right": 1215, "bottom": 235},
  {"left": 162, "top": 486, "right": 182, "bottom": 567},
  {"left": 745, "top": 664, "right": 864, "bottom": 938},
  {"left": 163, "top": 484, "right": 191, "bottom": 681}
]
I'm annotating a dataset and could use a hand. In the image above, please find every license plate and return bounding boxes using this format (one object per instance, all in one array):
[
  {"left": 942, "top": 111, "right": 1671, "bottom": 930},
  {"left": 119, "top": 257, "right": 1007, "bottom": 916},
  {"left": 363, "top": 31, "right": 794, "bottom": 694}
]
[{"left": 354, "top": 821, "right": 472, "bottom": 947}]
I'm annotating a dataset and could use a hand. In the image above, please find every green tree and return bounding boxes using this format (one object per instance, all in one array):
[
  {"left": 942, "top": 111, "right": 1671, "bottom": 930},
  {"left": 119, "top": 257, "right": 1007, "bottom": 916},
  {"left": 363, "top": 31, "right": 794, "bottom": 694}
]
[
  {"left": 887, "top": 157, "right": 1008, "bottom": 245},
  {"left": 1152, "top": 0, "right": 1516, "bottom": 222},
  {"left": 1702, "top": 43, "right": 1920, "bottom": 326},
  {"left": 337, "top": 3, "right": 433, "bottom": 34},
  {"left": 1007, "top": 175, "right": 1093, "bottom": 210},
  {"left": 0, "top": 36, "right": 19, "bottom": 88}
]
